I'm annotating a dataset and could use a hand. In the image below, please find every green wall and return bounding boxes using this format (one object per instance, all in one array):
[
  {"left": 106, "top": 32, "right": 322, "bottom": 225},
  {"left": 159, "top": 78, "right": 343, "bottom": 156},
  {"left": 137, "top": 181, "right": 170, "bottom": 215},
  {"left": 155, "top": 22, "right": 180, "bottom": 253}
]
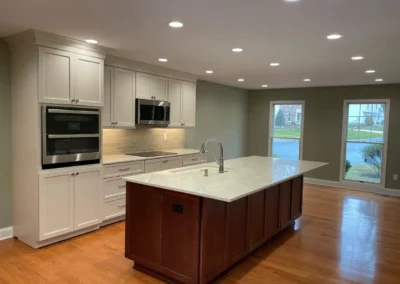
[
  {"left": 185, "top": 80, "right": 248, "bottom": 160},
  {"left": 247, "top": 84, "right": 400, "bottom": 189},
  {"left": 0, "top": 39, "right": 12, "bottom": 228}
]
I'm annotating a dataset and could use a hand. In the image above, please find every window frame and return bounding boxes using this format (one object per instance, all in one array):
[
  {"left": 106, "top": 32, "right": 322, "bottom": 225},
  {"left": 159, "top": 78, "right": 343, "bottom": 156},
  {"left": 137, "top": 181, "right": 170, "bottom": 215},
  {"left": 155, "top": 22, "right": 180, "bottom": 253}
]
[
  {"left": 339, "top": 99, "right": 390, "bottom": 187},
  {"left": 268, "top": 100, "right": 305, "bottom": 160}
]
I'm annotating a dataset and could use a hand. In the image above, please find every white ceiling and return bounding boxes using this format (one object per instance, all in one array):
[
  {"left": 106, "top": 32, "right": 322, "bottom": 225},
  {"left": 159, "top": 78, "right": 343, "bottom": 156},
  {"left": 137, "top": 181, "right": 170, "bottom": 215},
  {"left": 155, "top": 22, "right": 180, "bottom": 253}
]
[{"left": 1, "top": 0, "right": 400, "bottom": 89}]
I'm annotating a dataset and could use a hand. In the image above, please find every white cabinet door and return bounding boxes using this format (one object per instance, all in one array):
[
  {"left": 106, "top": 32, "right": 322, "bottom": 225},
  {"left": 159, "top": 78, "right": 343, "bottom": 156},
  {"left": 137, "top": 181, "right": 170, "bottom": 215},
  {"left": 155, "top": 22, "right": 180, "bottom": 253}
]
[
  {"left": 38, "top": 47, "right": 74, "bottom": 105},
  {"left": 145, "top": 159, "right": 164, "bottom": 173},
  {"left": 181, "top": 82, "right": 196, "bottom": 127},
  {"left": 151, "top": 75, "right": 168, "bottom": 101},
  {"left": 103, "top": 66, "right": 113, "bottom": 127},
  {"left": 73, "top": 166, "right": 102, "bottom": 230},
  {"left": 74, "top": 54, "right": 104, "bottom": 107},
  {"left": 168, "top": 79, "right": 182, "bottom": 127},
  {"left": 113, "top": 68, "right": 136, "bottom": 128},
  {"left": 39, "top": 170, "right": 74, "bottom": 241},
  {"left": 136, "top": 72, "right": 152, "bottom": 100},
  {"left": 162, "top": 157, "right": 182, "bottom": 171}
]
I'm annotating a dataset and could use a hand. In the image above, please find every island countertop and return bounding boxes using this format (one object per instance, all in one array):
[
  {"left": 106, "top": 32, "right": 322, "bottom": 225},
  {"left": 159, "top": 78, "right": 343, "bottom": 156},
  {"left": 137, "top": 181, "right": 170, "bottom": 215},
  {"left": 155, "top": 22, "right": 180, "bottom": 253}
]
[{"left": 123, "top": 156, "right": 327, "bottom": 202}]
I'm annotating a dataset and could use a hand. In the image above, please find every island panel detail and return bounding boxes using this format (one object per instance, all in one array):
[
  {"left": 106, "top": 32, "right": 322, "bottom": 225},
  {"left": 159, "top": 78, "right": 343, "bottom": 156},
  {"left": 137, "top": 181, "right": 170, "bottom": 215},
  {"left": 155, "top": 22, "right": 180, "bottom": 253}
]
[{"left": 125, "top": 175, "right": 304, "bottom": 284}]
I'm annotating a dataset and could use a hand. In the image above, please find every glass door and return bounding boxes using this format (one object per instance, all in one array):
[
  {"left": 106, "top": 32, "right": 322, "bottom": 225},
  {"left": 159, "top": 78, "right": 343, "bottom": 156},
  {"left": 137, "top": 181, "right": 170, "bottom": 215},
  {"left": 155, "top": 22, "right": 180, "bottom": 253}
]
[
  {"left": 269, "top": 102, "right": 304, "bottom": 160},
  {"left": 342, "top": 101, "right": 389, "bottom": 185}
]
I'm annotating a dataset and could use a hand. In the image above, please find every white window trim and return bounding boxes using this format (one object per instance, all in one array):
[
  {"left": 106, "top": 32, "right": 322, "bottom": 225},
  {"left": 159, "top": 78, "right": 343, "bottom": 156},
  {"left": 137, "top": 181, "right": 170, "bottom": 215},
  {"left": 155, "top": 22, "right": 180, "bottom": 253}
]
[
  {"left": 268, "top": 100, "right": 305, "bottom": 160},
  {"left": 339, "top": 99, "right": 390, "bottom": 188}
]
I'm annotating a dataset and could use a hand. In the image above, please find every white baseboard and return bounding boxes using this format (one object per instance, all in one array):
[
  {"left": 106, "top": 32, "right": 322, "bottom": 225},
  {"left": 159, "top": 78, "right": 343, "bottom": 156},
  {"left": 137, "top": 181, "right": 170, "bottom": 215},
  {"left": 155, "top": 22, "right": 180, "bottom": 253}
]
[
  {"left": 0, "top": 226, "right": 13, "bottom": 241},
  {"left": 304, "top": 178, "right": 400, "bottom": 197}
]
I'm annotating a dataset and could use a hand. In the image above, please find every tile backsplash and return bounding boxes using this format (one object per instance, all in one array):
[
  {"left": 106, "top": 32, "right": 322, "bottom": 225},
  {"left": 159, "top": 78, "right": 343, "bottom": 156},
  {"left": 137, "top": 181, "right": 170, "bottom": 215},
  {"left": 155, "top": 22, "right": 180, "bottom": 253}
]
[{"left": 102, "top": 127, "right": 185, "bottom": 156}]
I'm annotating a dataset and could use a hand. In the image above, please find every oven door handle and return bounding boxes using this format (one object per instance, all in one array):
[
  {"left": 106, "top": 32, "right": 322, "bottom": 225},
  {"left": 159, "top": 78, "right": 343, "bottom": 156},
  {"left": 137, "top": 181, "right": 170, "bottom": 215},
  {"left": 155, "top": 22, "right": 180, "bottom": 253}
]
[
  {"left": 48, "top": 109, "right": 100, "bottom": 115},
  {"left": 47, "top": 134, "right": 100, "bottom": 139}
]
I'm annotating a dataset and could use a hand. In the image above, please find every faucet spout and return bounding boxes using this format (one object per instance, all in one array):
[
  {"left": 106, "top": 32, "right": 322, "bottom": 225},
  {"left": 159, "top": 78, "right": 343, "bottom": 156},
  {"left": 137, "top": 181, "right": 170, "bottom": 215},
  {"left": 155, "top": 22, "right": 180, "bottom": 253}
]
[{"left": 200, "top": 138, "right": 224, "bottom": 173}]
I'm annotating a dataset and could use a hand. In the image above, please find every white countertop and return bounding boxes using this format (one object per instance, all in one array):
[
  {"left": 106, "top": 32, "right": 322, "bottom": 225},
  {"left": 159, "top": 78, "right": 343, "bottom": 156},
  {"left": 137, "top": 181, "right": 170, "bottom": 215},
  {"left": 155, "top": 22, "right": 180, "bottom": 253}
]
[
  {"left": 103, "top": 149, "right": 203, "bottom": 165},
  {"left": 124, "top": 156, "right": 327, "bottom": 202}
]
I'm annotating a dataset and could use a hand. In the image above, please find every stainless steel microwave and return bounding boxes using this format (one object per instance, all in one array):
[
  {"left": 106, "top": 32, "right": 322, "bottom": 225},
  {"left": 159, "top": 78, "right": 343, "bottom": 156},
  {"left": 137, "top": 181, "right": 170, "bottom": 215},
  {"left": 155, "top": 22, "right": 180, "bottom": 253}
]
[
  {"left": 41, "top": 106, "right": 101, "bottom": 169},
  {"left": 135, "top": 99, "right": 170, "bottom": 126}
]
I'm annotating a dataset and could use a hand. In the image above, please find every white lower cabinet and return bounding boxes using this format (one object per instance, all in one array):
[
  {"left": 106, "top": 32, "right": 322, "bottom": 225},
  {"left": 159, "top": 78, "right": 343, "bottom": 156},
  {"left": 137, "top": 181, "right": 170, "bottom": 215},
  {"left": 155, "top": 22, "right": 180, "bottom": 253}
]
[
  {"left": 39, "top": 165, "right": 102, "bottom": 241},
  {"left": 144, "top": 157, "right": 183, "bottom": 173},
  {"left": 73, "top": 167, "right": 102, "bottom": 230},
  {"left": 103, "top": 195, "right": 126, "bottom": 221},
  {"left": 39, "top": 169, "right": 74, "bottom": 241}
]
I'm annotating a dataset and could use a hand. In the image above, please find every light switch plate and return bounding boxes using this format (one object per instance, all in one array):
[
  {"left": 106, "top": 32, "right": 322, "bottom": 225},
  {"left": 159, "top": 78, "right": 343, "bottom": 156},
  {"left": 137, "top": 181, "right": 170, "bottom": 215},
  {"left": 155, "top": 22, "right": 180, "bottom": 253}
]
[
  {"left": 164, "top": 133, "right": 167, "bottom": 140},
  {"left": 393, "top": 174, "right": 399, "bottom": 181}
]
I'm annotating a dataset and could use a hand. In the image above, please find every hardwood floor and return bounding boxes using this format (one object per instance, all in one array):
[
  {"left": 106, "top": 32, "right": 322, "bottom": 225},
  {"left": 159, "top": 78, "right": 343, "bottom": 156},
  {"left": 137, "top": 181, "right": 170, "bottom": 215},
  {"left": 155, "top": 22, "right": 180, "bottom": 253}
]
[{"left": 1, "top": 184, "right": 400, "bottom": 284}]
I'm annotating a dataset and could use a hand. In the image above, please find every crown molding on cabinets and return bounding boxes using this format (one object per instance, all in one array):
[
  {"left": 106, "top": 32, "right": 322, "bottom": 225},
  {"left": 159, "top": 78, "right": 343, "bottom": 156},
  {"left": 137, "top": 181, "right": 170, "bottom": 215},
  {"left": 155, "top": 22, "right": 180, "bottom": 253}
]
[
  {"left": 105, "top": 55, "right": 198, "bottom": 83},
  {"left": 6, "top": 29, "right": 108, "bottom": 59}
]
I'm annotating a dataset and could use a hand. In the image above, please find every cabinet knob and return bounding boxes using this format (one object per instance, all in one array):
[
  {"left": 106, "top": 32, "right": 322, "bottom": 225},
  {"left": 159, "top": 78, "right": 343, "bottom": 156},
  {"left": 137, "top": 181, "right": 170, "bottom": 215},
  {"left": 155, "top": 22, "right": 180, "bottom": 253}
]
[
  {"left": 71, "top": 99, "right": 76, "bottom": 103},
  {"left": 71, "top": 172, "right": 75, "bottom": 176},
  {"left": 76, "top": 99, "right": 80, "bottom": 103},
  {"left": 75, "top": 172, "right": 79, "bottom": 176},
  {"left": 115, "top": 122, "right": 118, "bottom": 125}
]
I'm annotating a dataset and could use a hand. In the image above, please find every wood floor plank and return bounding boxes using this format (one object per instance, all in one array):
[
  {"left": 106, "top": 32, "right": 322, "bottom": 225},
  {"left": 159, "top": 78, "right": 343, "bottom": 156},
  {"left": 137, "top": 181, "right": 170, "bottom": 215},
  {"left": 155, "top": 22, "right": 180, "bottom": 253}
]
[{"left": 1, "top": 184, "right": 400, "bottom": 283}]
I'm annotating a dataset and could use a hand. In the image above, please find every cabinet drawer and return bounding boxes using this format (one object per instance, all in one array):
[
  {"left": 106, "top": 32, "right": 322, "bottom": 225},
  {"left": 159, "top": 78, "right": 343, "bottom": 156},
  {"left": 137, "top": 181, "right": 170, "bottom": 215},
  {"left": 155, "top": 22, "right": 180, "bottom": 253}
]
[
  {"left": 104, "top": 161, "right": 144, "bottom": 178},
  {"left": 182, "top": 154, "right": 206, "bottom": 166},
  {"left": 103, "top": 195, "right": 126, "bottom": 221},
  {"left": 103, "top": 177, "right": 126, "bottom": 199}
]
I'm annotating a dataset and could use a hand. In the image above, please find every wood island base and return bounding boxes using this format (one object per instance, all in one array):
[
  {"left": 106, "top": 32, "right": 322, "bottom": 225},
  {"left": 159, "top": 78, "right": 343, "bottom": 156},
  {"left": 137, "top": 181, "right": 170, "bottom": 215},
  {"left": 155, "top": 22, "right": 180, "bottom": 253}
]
[{"left": 125, "top": 176, "right": 303, "bottom": 284}]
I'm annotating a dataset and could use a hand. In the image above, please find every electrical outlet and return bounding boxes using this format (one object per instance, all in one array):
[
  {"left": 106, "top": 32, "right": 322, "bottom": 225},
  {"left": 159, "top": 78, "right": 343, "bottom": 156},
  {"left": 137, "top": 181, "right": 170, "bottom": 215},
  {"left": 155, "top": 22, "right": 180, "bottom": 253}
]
[
  {"left": 164, "top": 133, "right": 167, "bottom": 140},
  {"left": 393, "top": 174, "right": 399, "bottom": 181}
]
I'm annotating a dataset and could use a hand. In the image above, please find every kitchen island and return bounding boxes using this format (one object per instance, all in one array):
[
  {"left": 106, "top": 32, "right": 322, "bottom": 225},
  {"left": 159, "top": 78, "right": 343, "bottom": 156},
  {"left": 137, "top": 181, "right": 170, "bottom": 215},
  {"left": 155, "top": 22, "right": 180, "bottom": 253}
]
[{"left": 124, "top": 156, "right": 327, "bottom": 284}]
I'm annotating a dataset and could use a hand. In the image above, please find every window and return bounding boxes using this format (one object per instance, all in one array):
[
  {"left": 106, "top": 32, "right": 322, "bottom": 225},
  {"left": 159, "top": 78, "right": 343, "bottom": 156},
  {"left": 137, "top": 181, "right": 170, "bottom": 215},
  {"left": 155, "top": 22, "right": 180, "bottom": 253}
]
[
  {"left": 340, "top": 100, "right": 390, "bottom": 186},
  {"left": 269, "top": 101, "right": 305, "bottom": 159}
]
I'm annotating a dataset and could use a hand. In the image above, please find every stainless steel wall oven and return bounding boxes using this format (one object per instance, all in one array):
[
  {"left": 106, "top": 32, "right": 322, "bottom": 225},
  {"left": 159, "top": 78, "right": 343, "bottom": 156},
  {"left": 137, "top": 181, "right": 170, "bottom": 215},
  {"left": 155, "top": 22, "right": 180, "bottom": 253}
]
[{"left": 41, "top": 106, "right": 101, "bottom": 169}]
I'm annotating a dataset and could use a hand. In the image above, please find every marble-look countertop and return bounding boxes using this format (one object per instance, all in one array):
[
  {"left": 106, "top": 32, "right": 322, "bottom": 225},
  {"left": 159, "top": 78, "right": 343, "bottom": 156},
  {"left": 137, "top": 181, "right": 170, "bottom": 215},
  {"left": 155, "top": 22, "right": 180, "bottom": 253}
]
[
  {"left": 124, "top": 156, "right": 327, "bottom": 202},
  {"left": 103, "top": 148, "right": 203, "bottom": 165}
]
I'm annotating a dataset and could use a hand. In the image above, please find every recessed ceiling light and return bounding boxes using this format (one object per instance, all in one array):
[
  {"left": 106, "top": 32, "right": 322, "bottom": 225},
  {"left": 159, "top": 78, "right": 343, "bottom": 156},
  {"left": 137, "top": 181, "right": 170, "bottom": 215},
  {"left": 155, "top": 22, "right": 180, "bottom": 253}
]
[
  {"left": 365, "top": 70, "right": 376, "bottom": 74},
  {"left": 303, "top": 78, "right": 311, "bottom": 82},
  {"left": 205, "top": 70, "right": 214, "bottom": 74},
  {"left": 270, "top": 63, "right": 280, "bottom": 67},
  {"left": 238, "top": 78, "right": 244, "bottom": 82},
  {"left": 352, "top": 56, "right": 364, "bottom": 61},
  {"left": 158, "top": 58, "right": 168, "bottom": 62},
  {"left": 326, "top": 34, "right": 343, "bottom": 40},
  {"left": 262, "top": 85, "right": 268, "bottom": 88},
  {"left": 232, "top": 48, "right": 243, "bottom": 53},
  {"left": 375, "top": 78, "right": 383, "bottom": 82},
  {"left": 285, "top": 0, "right": 300, "bottom": 2},
  {"left": 85, "top": 39, "right": 98, "bottom": 44},
  {"left": 168, "top": 21, "right": 183, "bottom": 28}
]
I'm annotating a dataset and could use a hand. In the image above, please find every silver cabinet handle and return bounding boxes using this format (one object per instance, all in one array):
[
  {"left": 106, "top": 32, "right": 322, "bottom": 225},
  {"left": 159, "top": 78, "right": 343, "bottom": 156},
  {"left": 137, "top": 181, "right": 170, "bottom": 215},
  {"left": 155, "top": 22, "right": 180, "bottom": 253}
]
[
  {"left": 118, "top": 205, "right": 126, "bottom": 208},
  {"left": 119, "top": 168, "right": 130, "bottom": 171},
  {"left": 192, "top": 158, "right": 198, "bottom": 161},
  {"left": 118, "top": 185, "right": 126, "bottom": 188},
  {"left": 49, "top": 109, "right": 99, "bottom": 115}
]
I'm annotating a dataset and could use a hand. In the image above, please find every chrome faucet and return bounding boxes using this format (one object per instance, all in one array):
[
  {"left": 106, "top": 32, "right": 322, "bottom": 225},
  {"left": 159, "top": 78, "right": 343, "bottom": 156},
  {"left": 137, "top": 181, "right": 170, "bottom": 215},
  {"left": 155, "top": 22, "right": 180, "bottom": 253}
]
[{"left": 200, "top": 138, "right": 224, "bottom": 173}]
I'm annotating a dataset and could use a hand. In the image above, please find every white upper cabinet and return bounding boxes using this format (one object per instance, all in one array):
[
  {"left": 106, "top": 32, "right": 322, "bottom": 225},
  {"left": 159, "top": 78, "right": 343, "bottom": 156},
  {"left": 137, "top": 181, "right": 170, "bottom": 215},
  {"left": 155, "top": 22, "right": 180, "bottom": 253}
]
[
  {"left": 38, "top": 47, "right": 104, "bottom": 107},
  {"left": 136, "top": 72, "right": 168, "bottom": 101},
  {"left": 181, "top": 82, "right": 196, "bottom": 127},
  {"left": 168, "top": 79, "right": 183, "bottom": 127},
  {"left": 73, "top": 166, "right": 102, "bottom": 230},
  {"left": 39, "top": 47, "right": 74, "bottom": 105},
  {"left": 103, "top": 66, "right": 113, "bottom": 127},
  {"left": 167, "top": 79, "right": 196, "bottom": 128},
  {"left": 39, "top": 169, "right": 74, "bottom": 241},
  {"left": 136, "top": 72, "right": 152, "bottom": 100},
  {"left": 151, "top": 75, "right": 168, "bottom": 101},
  {"left": 103, "top": 66, "right": 136, "bottom": 129},
  {"left": 112, "top": 68, "right": 136, "bottom": 128},
  {"left": 74, "top": 54, "right": 104, "bottom": 107}
]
